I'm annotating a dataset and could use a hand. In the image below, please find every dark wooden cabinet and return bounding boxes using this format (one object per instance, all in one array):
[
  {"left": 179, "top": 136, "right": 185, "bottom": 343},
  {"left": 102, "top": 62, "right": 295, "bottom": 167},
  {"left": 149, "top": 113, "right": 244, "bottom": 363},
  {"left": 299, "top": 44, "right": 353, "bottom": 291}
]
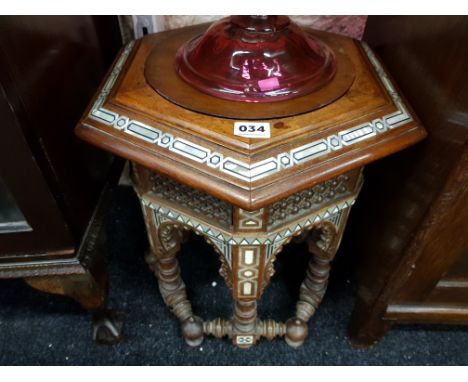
[
  {"left": 0, "top": 16, "right": 123, "bottom": 338},
  {"left": 347, "top": 16, "right": 468, "bottom": 346}
]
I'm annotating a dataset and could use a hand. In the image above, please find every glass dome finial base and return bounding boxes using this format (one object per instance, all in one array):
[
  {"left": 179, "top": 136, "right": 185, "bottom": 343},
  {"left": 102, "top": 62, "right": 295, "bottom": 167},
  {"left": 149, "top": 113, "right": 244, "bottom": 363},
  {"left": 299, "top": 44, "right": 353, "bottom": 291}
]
[{"left": 175, "top": 16, "right": 337, "bottom": 103}]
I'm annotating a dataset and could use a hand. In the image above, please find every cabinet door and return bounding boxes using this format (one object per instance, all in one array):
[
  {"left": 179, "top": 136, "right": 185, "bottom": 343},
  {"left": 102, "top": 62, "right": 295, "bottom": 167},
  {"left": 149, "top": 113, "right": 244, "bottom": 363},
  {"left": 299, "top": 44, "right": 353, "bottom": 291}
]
[
  {"left": 0, "top": 89, "right": 75, "bottom": 259},
  {"left": 0, "top": 16, "right": 122, "bottom": 263}
]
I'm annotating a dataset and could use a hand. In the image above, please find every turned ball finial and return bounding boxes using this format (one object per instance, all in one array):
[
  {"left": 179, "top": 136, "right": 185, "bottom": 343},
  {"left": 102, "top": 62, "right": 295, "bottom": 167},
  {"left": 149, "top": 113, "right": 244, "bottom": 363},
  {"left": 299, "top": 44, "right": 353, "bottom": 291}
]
[
  {"left": 285, "top": 318, "right": 308, "bottom": 348},
  {"left": 181, "top": 316, "right": 204, "bottom": 347}
]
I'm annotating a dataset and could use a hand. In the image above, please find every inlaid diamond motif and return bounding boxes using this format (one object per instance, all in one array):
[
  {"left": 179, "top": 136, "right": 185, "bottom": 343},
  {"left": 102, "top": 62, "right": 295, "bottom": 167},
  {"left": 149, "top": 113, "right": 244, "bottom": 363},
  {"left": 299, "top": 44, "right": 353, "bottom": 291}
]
[
  {"left": 278, "top": 153, "right": 292, "bottom": 169},
  {"left": 158, "top": 134, "right": 173, "bottom": 148},
  {"left": 374, "top": 119, "right": 386, "bottom": 131},
  {"left": 115, "top": 117, "right": 129, "bottom": 130},
  {"left": 208, "top": 153, "right": 223, "bottom": 168},
  {"left": 328, "top": 135, "right": 342, "bottom": 150}
]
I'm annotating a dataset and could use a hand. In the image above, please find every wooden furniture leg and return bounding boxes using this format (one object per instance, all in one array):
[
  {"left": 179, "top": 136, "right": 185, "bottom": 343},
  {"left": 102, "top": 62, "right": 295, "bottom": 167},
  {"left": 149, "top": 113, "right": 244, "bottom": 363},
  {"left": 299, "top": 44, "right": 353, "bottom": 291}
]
[
  {"left": 347, "top": 299, "right": 394, "bottom": 347},
  {"left": 22, "top": 177, "right": 125, "bottom": 345},
  {"left": 24, "top": 272, "right": 124, "bottom": 345},
  {"left": 286, "top": 215, "right": 350, "bottom": 347},
  {"left": 201, "top": 242, "right": 287, "bottom": 348},
  {"left": 24, "top": 272, "right": 106, "bottom": 311},
  {"left": 136, "top": 166, "right": 360, "bottom": 348},
  {"left": 142, "top": 204, "right": 204, "bottom": 346},
  {"left": 142, "top": 209, "right": 352, "bottom": 348}
]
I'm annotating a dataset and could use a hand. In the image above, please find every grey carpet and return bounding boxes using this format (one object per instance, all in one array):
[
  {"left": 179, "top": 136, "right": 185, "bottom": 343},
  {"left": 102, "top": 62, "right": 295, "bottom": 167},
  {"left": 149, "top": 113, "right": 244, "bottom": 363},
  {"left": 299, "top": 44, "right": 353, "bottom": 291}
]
[{"left": 0, "top": 186, "right": 467, "bottom": 365}]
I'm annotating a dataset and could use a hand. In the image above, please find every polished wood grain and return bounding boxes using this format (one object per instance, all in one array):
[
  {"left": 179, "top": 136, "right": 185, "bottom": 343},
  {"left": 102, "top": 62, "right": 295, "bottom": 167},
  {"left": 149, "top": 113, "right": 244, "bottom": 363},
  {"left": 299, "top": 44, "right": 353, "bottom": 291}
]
[
  {"left": 347, "top": 15, "right": 468, "bottom": 347},
  {"left": 0, "top": 16, "right": 121, "bottom": 256},
  {"left": 0, "top": 16, "right": 124, "bottom": 343},
  {"left": 76, "top": 23, "right": 426, "bottom": 211}
]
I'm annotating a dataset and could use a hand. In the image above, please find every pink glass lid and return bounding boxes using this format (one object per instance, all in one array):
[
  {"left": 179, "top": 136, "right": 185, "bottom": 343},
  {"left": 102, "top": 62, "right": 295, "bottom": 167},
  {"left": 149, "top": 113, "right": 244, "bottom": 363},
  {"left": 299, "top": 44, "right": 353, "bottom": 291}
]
[{"left": 175, "top": 16, "right": 337, "bottom": 103}]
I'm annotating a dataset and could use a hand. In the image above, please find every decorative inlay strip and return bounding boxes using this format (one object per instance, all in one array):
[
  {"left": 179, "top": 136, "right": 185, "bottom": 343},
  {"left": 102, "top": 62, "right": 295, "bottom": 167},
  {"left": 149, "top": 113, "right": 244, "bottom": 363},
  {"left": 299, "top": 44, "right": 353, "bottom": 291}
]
[
  {"left": 237, "top": 208, "right": 265, "bottom": 231},
  {"left": 142, "top": 196, "right": 356, "bottom": 248},
  {"left": 237, "top": 247, "right": 260, "bottom": 298},
  {"left": 89, "top": 41, "right": 135, "bottom": 125},
  {"left": 88, "top": 41, "right": 411, "bottom": 183},
  {"left": 235, "top": 336, "right": 254, "bottom": 345},
  {"left": 144, "top": 196, "right": 352, "bottom": 268}
]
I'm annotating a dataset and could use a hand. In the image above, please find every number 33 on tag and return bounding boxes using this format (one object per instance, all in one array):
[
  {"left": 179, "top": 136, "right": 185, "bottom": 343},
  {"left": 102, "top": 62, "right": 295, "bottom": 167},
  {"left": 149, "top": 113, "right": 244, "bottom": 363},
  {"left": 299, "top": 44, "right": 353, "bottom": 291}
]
[{"left": 234, "top": 122, "right": 271, "bottom": 139}]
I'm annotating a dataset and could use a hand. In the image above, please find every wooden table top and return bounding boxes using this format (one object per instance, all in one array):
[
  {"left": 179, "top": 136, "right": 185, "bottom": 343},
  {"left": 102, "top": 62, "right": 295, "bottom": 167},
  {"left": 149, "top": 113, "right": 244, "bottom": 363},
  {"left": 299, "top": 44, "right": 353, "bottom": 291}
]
[{"left": 76, "top": 24, "right": 426, "bottom": 210}]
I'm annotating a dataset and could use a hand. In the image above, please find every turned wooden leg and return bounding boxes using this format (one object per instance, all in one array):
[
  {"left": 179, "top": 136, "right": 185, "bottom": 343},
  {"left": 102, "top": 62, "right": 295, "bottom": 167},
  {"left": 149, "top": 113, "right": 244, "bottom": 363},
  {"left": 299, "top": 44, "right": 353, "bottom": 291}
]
[
  {"left": 203, "top": 243, "right": 286, "bottom": 348},
  {"left": 230, "top": 245, "right": 263, "bottom": 348},
  {"left": 135, "top": 163, "right": 360, "bottom": 348},
  {"left": 232, "top": 300, "right": 258, "bottom": 348},
  {"left": 286, "top": 217, "right": 349, "bottom": 348},
  {"left": 142, "top": 205, "right": 203, "bottom": 346},
  {"left": 286, "top": 238, "right": 335, "bottom": 347}
]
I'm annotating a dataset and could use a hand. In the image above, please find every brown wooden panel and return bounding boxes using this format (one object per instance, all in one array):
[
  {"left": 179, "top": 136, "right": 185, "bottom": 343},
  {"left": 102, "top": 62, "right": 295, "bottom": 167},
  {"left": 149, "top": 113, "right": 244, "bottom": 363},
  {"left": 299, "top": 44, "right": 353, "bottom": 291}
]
[
  {"left": 0, "top": 16, "right": 121, "bottom": 242},
  {"left": 0, "top": 16, "right": 122, "bottom": 258},
  {"left": 426, "top": 284, "right": 468, "bottom": 305},
  {"left": 347, "top": 15, "right": 468, "bottom": 347},
  {"left": 388, "top": 148, "right": 468, "bottom": 303},
  {"left": 76, "top": 23, "right": 425, "bottom": 210},
  {"left": 437, "top": 252, "right": 468, "bottom": 285},
  {"left": 0, "top": 85, "right": 75, "bottom": 256},
  {"left": 386, "top": 303, "right": 468, "bottom": 325}
]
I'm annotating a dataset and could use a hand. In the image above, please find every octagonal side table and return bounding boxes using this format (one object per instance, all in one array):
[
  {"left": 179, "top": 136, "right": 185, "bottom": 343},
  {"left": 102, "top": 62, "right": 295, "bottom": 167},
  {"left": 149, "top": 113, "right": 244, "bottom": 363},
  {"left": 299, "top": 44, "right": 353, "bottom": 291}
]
[{"left": 76, "top": 24, "right": 426, "bottom": 348}]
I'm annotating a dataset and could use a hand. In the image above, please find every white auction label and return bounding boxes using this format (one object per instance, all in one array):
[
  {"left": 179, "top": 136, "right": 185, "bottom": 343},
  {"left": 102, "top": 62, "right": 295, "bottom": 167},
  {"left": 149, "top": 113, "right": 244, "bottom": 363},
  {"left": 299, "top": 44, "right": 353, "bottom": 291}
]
[{"left": 234, "top": 122, "right": 271, "bottom": 139}]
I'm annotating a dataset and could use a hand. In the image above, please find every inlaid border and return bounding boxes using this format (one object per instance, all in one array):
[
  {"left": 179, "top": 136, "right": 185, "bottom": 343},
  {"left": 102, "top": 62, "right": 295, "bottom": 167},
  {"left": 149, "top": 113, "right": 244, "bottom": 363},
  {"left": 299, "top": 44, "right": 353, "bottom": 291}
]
[
  {"left": 142, "top": 193, "right": 356, "bottom": 267},
  {"left": 145, "top": 196, "right": 351, "bottom": 270},
  {"left": 237, "top": 247, "right": 261, "bottom": 298},
  {"left": 88, "top": 41, "right": 412, "bottom": 183},
  {"left": 236, "top": 208, "right": 265, "bottom": 231}
]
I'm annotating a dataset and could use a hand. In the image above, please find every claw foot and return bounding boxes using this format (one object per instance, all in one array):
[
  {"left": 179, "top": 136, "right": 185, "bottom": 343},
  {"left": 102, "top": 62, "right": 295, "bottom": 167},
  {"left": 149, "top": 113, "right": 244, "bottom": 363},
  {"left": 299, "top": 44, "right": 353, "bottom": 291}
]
[{"left": 92, "top": 310, "right": 125, "bottom": 345}]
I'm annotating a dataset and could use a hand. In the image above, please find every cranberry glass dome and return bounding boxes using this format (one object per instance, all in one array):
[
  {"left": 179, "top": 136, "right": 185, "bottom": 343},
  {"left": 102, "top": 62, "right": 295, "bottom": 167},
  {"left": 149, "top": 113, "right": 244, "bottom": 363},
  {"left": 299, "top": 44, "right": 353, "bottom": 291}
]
[{"left": 175, "top": 16, "right": 337, "bottom": 103}]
